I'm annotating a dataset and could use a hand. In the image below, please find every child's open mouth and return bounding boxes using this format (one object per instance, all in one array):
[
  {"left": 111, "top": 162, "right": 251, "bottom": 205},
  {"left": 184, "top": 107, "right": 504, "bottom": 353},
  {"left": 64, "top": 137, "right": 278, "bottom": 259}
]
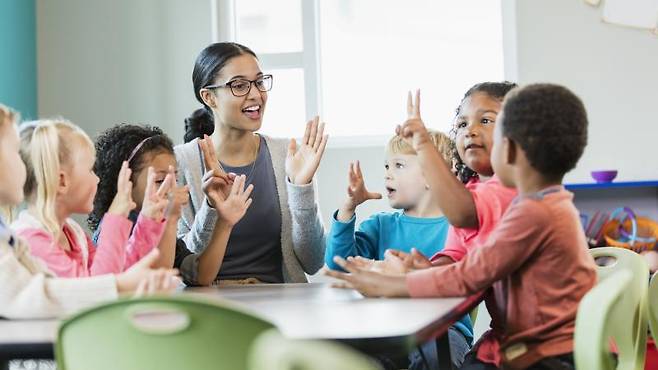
[
  {"left": 465, "top": 143, "right": 484, "bottom": 152},
  {"left": 386, "top": 186, "right": 396, "bottom": 197},
  {"left": 242, "top": 105, "right": 261, "bottom": 120}
]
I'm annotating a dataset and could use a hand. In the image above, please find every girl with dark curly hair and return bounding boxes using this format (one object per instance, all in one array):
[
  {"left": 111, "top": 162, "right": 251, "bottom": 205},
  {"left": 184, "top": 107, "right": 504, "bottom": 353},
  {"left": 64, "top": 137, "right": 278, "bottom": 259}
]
[{"left": 90, "top": 124, "right": 253, "bottom": 285}]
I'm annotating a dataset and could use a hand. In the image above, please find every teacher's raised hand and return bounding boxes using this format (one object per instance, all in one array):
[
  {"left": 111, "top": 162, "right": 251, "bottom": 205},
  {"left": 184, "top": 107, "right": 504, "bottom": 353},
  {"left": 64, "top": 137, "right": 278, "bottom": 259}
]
[{"left": 285, "top": 116, "right": 329, "bottom": 185}]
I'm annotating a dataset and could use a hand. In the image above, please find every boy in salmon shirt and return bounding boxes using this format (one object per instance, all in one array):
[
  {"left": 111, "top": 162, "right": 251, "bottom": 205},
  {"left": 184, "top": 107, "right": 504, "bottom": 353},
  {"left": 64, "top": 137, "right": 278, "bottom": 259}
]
[{"left": 327, "top": 83, "right": 597, "bottom": 370}]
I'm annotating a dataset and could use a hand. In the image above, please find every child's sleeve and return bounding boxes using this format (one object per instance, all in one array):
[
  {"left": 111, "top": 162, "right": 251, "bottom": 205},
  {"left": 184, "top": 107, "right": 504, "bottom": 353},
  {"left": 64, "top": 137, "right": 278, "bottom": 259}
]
[
  {"left": 454, "top": 180, "right": 517, "bottom": 244},
  {"left": 325, "top": 211, "right": 381, "bottom": 271},
  {"left": 0, "top": 238, "right": 118, "bottom": 319},
  {"left": 91, "top": 213, "right": 132, "bottom": 275},
  {"left": 123, "top": 214, "right": 167, "bottom": 269},
  {"left": 406, "top": 201, "right": 547, "bottom": 298},
  {"left": 16, "top": 228, "right": 86, "bottom": 278},
  {"left": 430, "top": 226, "right": 466, "bottom": 263}
]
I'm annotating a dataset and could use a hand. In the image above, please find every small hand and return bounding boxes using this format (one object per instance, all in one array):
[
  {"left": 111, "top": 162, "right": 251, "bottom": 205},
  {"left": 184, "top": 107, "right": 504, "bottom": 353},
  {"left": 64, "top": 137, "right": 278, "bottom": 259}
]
[
  {"left": 396, "top": 90, "right": 432, "bottom": 152},
  {"left": 344, "top": 160, "right": 382, "bottom": 210},
  {"left": 108, "top": 161, "right": 137, "bottom": 217},
  {"left": 285, "top": 116, "right": 329, "bottom": 185},
  {"left": 116, "top": 249, "right": 180, "bottom": 296},
  {"left": 161, "top": 166, "right": 189, "bottom": 220},
  {"left": 140, "top": 166, "right": 174, "bottom": 222},
  {"left": 324, "top": 256, "right": 410, "bottom": 298}
]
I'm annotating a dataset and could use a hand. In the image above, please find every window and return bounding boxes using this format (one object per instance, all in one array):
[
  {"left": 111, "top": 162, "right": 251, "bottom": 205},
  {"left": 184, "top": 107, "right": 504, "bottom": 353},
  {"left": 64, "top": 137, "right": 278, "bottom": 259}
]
[{"left": 214, "top": 0, "right": 504, "bottom": 143}]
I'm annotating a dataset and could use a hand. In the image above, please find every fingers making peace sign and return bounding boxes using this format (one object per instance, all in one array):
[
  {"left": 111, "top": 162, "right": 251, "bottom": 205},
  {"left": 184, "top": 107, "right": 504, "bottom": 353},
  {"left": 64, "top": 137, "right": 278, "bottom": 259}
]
[
  {"left": 141, "top": 166, "right": 175, "bottom": 222},
  {"left": 396, "top": 89, "right": 431, "bottom": 151},
  {"left": 199, "top": 134, "right": 236, "bottom": 202}
]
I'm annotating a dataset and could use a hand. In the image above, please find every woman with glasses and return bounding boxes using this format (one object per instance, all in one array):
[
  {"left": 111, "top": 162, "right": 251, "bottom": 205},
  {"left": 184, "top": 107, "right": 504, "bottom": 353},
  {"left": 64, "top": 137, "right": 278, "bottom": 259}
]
[{"left": 174, "top": 42, "right": 327, "bottom": 285}]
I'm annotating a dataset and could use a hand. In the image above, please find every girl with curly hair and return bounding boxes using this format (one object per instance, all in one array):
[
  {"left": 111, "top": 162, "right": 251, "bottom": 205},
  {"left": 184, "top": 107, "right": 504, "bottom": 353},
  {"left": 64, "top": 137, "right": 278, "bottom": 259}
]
[{"left": 90, "top": 124, "right": 253, "bottom": 285}]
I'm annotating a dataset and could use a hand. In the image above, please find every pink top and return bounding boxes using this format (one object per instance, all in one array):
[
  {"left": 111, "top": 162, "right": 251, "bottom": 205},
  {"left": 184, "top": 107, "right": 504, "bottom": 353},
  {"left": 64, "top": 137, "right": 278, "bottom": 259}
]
[
  {"left": 12, "top": 211, "right": 165, "bottom": 278},
  {"left": 408, "top": 187, "right": 597, "bottom": 369},
  {"left": 430, "top": 175, "right": 518, "bottom": 262}
]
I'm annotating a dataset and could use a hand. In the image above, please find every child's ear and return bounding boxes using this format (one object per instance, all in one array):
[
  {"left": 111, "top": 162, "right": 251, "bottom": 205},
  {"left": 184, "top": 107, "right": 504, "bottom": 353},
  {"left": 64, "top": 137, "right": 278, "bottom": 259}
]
[
  {"left": 505, "top": 137, "right": 517, "bottom": 165},
  {"left": 199, "top": 89, "right": 218, "bottom": 109},
  {"left": 57, "top": 171, "right": 69, "bottom": 195}
]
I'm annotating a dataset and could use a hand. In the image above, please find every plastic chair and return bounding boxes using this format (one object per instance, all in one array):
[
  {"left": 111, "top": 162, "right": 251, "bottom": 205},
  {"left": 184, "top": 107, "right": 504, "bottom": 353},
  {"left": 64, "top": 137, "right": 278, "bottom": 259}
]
[
  {"left": 575, "top": 270, "right": 634, "bottom": 369},
  {"left": 648, "top": 272, "right": 658, "bottom": 349},
  {"left": 55, "top": 295, "right": 276, "bottom": 370},
  {"left": 248, "top": 329, "right": 382, "bottom": 370},
  {"left": 583, "top": 247, "right": 650, "bottom": 369}
]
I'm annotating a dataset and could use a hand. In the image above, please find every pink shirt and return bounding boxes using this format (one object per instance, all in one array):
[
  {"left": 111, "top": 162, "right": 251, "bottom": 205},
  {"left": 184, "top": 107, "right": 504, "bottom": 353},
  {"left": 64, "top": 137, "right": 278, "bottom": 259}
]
[
  {"left": 408, "top": 187, "right": 597, "bottom": 369},
  {"left": 13, "top": 212, "right": 165, "bottom": 278},
  {"left": 431, "top": 175, "right": 518, "bottom": 262}
]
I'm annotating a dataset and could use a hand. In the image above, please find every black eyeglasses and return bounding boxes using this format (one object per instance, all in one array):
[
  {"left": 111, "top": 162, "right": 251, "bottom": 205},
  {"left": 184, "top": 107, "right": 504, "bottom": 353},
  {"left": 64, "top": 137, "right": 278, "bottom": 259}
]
[{"left": 204, "top": 74, "right": 273, "bottom": 97}]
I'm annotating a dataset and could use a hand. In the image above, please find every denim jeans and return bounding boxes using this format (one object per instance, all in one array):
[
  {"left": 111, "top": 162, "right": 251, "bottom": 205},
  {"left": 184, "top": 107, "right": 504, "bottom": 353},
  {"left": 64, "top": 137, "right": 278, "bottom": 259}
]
[{"left": 408, "top": 327, "right": 472, "bottom": 370}]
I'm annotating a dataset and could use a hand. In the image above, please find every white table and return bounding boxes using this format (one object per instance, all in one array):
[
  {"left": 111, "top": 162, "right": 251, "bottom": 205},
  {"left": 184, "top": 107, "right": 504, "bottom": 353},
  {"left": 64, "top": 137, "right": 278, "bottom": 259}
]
[{"left": 0, "top": 283, "right": 481, "bottom": 368}]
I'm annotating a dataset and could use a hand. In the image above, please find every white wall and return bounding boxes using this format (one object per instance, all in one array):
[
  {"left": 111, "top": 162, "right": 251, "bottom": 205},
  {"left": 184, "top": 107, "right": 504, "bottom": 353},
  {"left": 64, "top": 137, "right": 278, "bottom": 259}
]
[
  {"left": 36, "top": 0, "right": 212, "bottom": 143},
  {"left": 35, "top": 0, "right": 658, "bottom": 226},
  {"left": 512, "top": 0, "right": 658, "bottom": 184}
]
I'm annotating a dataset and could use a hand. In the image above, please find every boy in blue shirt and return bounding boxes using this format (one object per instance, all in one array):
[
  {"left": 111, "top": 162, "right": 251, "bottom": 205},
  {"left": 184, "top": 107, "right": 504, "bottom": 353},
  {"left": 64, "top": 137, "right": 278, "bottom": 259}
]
[{"left": 325, "top": 130, "right": 472, "bottom": 369}]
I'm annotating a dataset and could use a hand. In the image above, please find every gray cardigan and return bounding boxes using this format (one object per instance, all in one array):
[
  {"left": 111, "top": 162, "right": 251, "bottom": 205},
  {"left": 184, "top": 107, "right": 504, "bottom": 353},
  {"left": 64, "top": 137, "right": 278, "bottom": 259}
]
[{"left": 174, "top": 136, "right": 326, "bottom": 283}]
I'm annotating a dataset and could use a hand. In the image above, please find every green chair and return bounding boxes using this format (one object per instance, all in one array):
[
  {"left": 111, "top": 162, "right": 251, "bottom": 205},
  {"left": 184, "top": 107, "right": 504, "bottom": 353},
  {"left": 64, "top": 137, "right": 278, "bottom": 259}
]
[
  {"left": 575, "top": 270, "right": 633, "bottom": 369},
  {"left": 648, "top": 271, "right": 658, "bottom": 349},
  {"left": 56, "top": 295, "right": 276, "bottom": 370},
  {"left": 582, "top": 247, "right": 650, "bottom": 370},
  {"left": 248, "top": 329, "right": 382, "bottom": 370}
]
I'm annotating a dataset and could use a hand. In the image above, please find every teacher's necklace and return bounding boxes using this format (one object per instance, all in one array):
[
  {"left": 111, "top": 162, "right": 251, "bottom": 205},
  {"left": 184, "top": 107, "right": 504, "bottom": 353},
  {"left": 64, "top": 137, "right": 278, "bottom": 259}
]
[{"left": 219, "top": 135, "right": 259, "bottom": 183}]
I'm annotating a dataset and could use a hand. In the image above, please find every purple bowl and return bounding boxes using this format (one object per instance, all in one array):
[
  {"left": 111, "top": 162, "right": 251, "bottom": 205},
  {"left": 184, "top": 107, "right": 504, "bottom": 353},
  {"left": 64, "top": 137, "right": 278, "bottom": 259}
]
[{"left": 591, "top": 170, "right": 618, "bottom": 183}]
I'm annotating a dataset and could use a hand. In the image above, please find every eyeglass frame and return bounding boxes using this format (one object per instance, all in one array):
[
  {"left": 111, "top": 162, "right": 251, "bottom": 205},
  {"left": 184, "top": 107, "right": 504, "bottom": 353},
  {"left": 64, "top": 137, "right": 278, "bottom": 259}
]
[{"left": 203, "top": 74, "right": 273, "bottom": 97}]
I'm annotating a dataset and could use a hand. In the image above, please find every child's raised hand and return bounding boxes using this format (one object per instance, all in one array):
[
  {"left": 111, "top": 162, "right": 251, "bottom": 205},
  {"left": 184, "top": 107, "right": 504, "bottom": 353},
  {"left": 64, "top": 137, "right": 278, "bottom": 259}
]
[
  {"left": 396, "top": 90, "right": 432, "bottom": 152},
  {"left": 345, "top": 161, "right": 382, "bottom": 209},
  {"left": 215, "top": 174, "right": 254, "bottom": 227},
  {"left": 108, "top": 161, "right": 137, "bottom": 217},
  {"left": 161, "top": 166, "right": 189, "bottom": 220},
  {"left": 141, "top": 166, "right": 174, "bottom": 222}
]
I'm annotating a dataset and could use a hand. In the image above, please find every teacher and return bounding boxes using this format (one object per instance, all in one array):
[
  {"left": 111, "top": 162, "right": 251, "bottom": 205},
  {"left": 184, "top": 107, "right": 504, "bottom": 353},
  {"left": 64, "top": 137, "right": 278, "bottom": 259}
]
[{"left": 175, "top": 42, "right": 327, "bottom": 285}]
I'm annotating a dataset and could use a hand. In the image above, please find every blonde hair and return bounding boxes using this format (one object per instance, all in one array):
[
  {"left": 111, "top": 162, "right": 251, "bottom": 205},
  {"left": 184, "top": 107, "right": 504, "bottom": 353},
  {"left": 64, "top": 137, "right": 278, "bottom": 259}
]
[
  {"left": 0, "top": 104, "right": 19, "bottom": 221},
  {"left": 387, "top": 130, "right": 453, "bottom": 164},
  {"left": 28, "top": 119, "right": 94, "bottom": 237}
]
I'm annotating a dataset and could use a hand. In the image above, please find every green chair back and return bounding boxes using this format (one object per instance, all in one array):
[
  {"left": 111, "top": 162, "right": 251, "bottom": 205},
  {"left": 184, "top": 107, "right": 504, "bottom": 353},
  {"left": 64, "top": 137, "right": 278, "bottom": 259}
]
[
  {"left": 575, "top": 270, "right": 634, "bottom": 369},
  {"left": 647, "top": 271, "right": 658, "bottom": 349},
  {"left": 583, "top": 247, "right": 650, "bottom": 370},
  {"left": 56, "top": 295, "right": 276, "bottom": 370},
  {"left": 248, "top": 329, "right": 382, "bottom": 370}
]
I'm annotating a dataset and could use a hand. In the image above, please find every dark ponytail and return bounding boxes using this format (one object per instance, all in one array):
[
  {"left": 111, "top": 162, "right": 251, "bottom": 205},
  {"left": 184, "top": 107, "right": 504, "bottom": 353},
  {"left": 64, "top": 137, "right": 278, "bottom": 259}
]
[{"left": 185, "top": 42, "right": 258, "bottom": 143}]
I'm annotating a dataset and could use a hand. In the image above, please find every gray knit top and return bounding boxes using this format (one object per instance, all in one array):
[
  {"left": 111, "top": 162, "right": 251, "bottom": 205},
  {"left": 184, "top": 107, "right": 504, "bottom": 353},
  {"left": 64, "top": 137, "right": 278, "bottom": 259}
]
[{"left": 174, "top": 136, "right": 326, "bottom": 283}]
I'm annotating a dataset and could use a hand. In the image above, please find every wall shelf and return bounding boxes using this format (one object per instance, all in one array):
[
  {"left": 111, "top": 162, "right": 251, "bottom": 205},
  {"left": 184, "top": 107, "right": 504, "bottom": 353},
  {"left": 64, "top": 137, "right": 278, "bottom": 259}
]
[{"left": 565, "top": 180, "right": 658, "bottom": 191}]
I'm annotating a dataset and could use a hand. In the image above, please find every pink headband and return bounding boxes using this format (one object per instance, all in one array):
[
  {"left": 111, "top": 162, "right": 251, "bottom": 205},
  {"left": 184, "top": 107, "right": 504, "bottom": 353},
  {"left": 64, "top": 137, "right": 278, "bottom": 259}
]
[{"left": 126, "top": 136, "right": 154, "bottom": 164}]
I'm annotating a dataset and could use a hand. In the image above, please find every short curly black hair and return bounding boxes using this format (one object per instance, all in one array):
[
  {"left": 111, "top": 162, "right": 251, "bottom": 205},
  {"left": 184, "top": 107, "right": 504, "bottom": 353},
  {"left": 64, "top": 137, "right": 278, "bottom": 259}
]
[
  {"left": 501, "top": 83, "right": 588, "bottom": 179},
  {"left": 87, "top": 124, "right": 174, "bottom": 232},
  {"left": 449, "top": 81, "right": 518, "bottom": 183}
]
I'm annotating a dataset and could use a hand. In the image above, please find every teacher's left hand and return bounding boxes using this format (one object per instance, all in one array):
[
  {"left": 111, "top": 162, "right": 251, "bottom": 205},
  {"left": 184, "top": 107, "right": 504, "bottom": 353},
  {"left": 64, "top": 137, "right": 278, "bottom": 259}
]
[{"left": 285, "top": 116, "right": 329, "bottom": 185}]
